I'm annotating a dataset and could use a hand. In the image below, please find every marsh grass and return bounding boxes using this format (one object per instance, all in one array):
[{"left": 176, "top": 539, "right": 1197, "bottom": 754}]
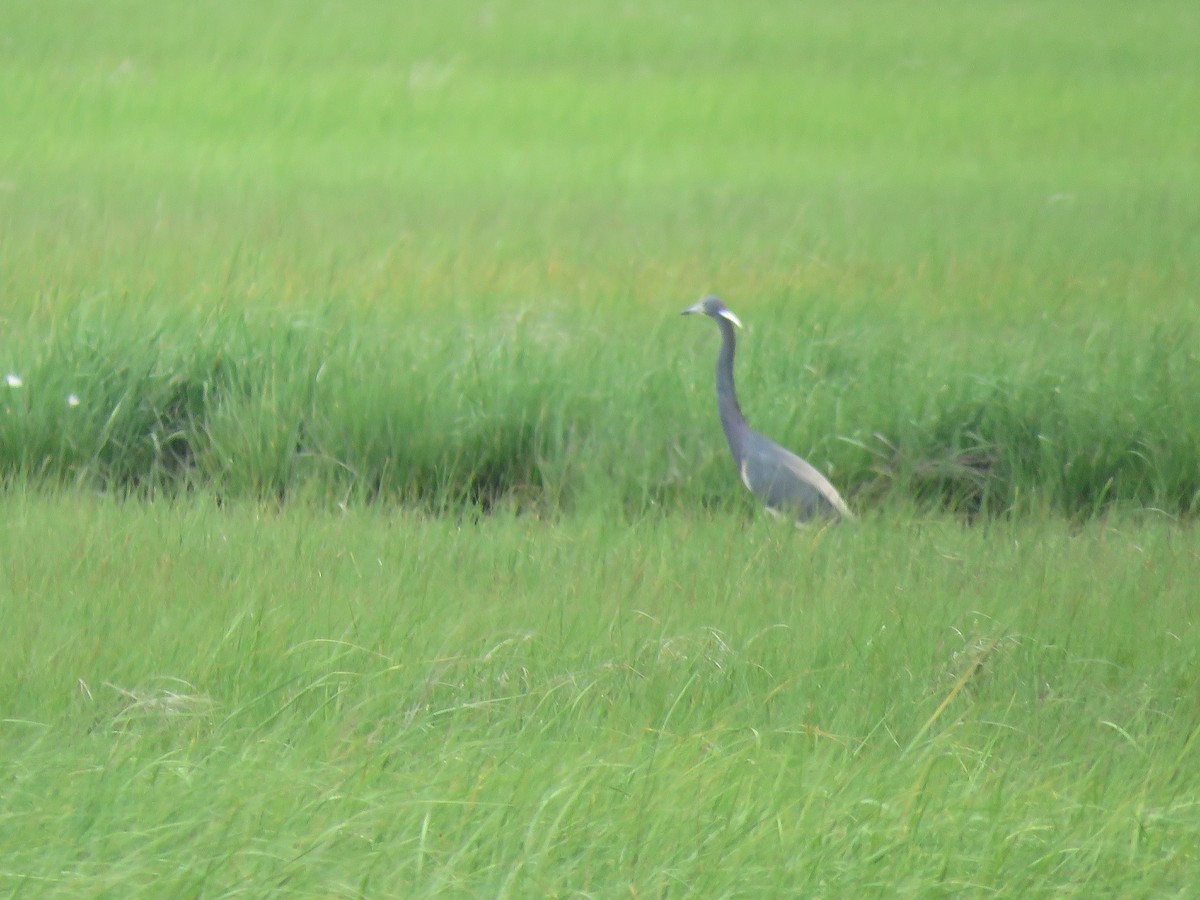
[
  {"left": 2, "top": 0, "right": 1200, "bottom": 894},
  {"left": 2, "top": 3, "right": 1198, "bottom": 516},
  {"left": 3, "top": 303, "right": 1199, "bottom": 517},
  {"left": 3, "top": 494, "right": 1199, "bottom": 894}
]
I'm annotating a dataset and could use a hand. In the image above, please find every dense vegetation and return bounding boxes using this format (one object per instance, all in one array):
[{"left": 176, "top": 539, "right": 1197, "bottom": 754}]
[
  {"left": 3, "top": 1, "right": 1198, "bottom": 518},
  {"left": 3, "top": 302, "right": 1200, "bottom": 516},
  {"left": 2, "top": 1, "right": 1198, "bottom": 895}
]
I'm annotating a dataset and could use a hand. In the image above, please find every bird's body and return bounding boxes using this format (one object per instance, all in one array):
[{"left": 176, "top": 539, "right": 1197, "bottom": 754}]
[{"left": 682, "top": 296, "right": 852, "bottom": 523}]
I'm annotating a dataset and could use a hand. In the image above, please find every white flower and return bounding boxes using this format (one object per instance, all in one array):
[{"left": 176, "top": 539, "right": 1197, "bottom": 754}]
[
  {"left": 5, "top": 373, "right": 22, "bottom": 388},
  {"left": 67, "top": 393, "right": 81, "bottom": 407}
]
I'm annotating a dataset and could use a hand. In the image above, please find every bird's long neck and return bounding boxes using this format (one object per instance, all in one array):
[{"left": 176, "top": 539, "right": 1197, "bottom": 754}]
[{"left": 714, "top": 318, "right": 749, "bottom": 460}]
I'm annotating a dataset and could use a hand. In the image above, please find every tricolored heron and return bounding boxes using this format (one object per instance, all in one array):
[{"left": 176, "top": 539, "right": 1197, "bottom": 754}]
[{"left": 682, "top": 296, "right": 852, "bottom": 523}]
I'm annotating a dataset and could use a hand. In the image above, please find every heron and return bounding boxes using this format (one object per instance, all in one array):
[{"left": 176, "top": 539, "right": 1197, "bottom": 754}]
[{"left": 682, "top": 295, "right": 853, "bottom": 523}]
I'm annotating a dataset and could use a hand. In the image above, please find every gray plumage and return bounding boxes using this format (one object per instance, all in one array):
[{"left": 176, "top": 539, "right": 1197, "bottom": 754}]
[{"left": 682, "top": 296, "right": 852, "bottom": 523}]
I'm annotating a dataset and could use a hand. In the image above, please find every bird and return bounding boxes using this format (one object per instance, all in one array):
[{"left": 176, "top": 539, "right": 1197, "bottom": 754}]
[{"left": 681, "top": 295, "right": 852, "bottom": 523}]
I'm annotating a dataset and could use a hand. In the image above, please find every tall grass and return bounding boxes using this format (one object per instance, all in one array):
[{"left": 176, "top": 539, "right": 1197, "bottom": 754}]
[
  {"left": 3, "top": 2, "right": 1200, "bottom": 893},
  {"left": 2, "top": 1, "right": 1198, "bottom": 514},
  {"left": 3, "top": 493, "right": 1198, "bottom": 894},
  {"left": 3, "top": 302, "right": 1199, "bottom": 516}
]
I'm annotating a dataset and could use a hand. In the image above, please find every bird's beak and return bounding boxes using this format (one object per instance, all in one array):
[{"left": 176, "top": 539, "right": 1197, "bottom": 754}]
[{"left": 681, "top": 300, "right": 742, "bottom": 328}]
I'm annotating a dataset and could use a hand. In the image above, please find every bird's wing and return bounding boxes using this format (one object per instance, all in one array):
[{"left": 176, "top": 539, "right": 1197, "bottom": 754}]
[{"left": 743, "top": 437, "right": 853, "bottom": 520}]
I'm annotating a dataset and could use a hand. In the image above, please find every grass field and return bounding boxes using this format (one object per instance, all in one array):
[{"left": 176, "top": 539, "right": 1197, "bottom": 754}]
[
  {"left": 1, "top": 495, "right": 1198, "bottom": 894},
  {"left": 2, "top": 0, "right": 1200, "bottom": 895}
]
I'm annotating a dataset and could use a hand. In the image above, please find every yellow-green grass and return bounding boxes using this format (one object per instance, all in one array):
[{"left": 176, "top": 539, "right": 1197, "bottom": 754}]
[
  {"left": 3, "top": 493, "right": 1199, "bottom": 895},
  {"left": 2, "top": 0, "right": 1200, "bottom": 893},
  {"left": 2, "top": 0, "right": 1196, "bottom": 324},
  {"left": 2, "top": 2, "right": 1198, "bottom": 514},
  {"left": 2, "top": 302, "right": 1199, "bottom": 517}
]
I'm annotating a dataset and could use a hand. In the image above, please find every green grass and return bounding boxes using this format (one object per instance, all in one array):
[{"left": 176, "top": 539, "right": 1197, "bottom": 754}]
[
  {"left": 2, "top": 1, "right": 1197, "bottom": 323},
  {"left": 3, "top": 301, "right": 1199, "bottom": 517},
  {"left": 3, "top": 494, "right": 1199, "bottom": 895},
  {"left": 2, "top": 0, "right": 1200, "bottom": 894},
  {"left": 2, "top": 1, "right": 1199, "bottom": 515}
]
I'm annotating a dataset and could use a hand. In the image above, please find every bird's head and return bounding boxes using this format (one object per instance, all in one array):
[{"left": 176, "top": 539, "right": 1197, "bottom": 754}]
[{"left": 681, "top": 295, "right": 743, "bottom": 328}]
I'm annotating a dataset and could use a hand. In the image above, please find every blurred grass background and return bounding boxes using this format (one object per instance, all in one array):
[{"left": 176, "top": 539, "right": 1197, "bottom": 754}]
[
  {"left": 2, "top": 0, "right": 1198, "bottom": 515},
  {"left": 3, "top": 2, "right": 1200, "bottom": 894}
]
